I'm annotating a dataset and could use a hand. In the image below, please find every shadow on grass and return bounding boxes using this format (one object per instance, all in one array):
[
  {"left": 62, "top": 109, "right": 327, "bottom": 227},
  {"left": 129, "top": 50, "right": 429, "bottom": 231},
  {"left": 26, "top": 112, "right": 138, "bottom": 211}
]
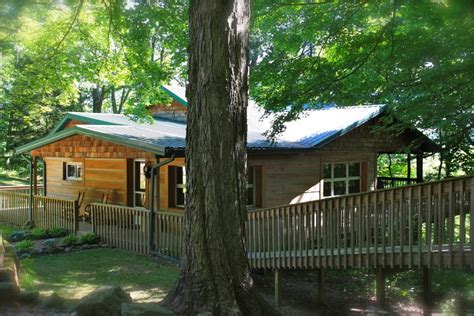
[{"left": 20, "top": 248, "right": 179, "bottom": 306}]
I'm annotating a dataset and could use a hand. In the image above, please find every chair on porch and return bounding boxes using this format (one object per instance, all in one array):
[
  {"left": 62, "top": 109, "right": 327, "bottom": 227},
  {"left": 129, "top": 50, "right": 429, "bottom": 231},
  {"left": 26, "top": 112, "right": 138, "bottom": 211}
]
[
  {"left": 82, "top": 191, "right": 110, "bottom": 223},
  {"left": 60, "top": 190, "right": 85, "bottom": 221}
]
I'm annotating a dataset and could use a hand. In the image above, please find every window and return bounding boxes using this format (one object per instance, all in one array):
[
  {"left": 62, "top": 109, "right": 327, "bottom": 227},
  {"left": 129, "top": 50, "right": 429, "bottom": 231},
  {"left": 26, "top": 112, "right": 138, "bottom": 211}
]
[
  {"left": 175, "top": 166, "right": 186, "bottom": 207},
  {"left": 64, "top": 162, "right": 83, "bottom": 181},
  {"left": 169, "top": 166, "right": 186, "bottom": 208},
  {"left": 246, "top": 166, "right": 256, "bottom": 206},
  {"left": 134, "top": 160, "right": 146, "bottom": 208},
  {"left": 323, "top": 162, "right": 361, "bottom": 197}
]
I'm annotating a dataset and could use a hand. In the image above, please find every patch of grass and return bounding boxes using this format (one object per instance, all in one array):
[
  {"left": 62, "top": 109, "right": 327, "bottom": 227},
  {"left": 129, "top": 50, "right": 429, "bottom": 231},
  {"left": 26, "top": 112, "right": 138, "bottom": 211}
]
[
  {"left": 20, "top": 248, "right": 179, "bottom": 306},
  {"left": 0, "top": 169, "right": 29, "bottom": 186},
  {"left": 0, "top": 223, "right": 17, "bottom": 237}
]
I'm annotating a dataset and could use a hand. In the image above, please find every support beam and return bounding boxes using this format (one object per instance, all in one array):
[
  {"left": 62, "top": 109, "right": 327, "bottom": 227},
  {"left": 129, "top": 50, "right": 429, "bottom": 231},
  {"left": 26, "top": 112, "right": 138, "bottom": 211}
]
[
  {"left": 416, "top": 153, "right": 423, "bottom": 183},
  {"left": 32, "top": 156, "right": 38, "bottom": 195},
  {"left": 422, "top": 267, "right": 432, "bottom": 316},
  {"left": 376, "top": 268, "right": 386, "bottom": 306},
  {"left": 317, "top": 268, "right": 326, "bottom": 305},
  {"left": 407, "top": 153, "right": 412, "bottom": 179},
  {"left": 274, "top": 269, "right": 281, "bottom": 306}
]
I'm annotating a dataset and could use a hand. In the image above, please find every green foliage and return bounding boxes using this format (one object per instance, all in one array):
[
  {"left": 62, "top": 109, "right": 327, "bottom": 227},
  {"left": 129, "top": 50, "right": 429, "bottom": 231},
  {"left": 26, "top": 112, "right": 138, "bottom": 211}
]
[
  {"left": 0, "top": 0, "right": 187, "bottom": 169},
  {"left": 61, "top": 234, "right": 79, "bottom": 247},
  {"left": 30, "top": 228, "right": 47, "bottom": 240},
  {"left": 250, "top": 1, "right": 473, "bottom": 175},
  {"left": 15, "top": 239, "right": 34, "bottom": 253},
  {"left": 78, "top": 233, "right": 99, "bottom": 245},
  {"left": 47, "top": 227, "right": 67, "bottom": 238}
]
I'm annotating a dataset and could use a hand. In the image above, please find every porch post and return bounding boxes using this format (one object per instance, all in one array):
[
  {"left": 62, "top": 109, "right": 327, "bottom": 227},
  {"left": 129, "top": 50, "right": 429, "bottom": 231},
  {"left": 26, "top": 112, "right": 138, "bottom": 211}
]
[
  {"left": 28, "top": 158, "right": 33, "bottom": 222},
  {"left": 32, "top": 156, "right": 38, "bottom": 195},
  {"left": 416, "top": 153, "right": 423, "bottom": 183},
  {"left": 148, "top": 167, "right": 156, "bottom": 253},
  {"left": 407, "top": 153, "right": 411, "bottom": 179}
]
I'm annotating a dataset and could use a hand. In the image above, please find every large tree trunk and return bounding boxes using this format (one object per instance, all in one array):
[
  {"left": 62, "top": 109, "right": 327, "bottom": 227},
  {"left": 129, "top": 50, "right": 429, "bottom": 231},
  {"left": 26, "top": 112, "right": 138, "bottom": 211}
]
[
  {"left": 162, "top": 0, "right": 275, "bottom": 315},
  {"left": 92, "top": 85, "right": 106, "bottom": 113}
]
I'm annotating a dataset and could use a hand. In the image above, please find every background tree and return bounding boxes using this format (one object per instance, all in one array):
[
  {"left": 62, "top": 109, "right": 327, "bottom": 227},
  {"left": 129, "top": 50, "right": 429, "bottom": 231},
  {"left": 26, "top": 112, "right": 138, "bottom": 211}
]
[
  {"left": 162, "top": 0, "right": 274, "bottom": 314},
  {"left": 250, "top": 0, "right": 473, "bottom": 176}
]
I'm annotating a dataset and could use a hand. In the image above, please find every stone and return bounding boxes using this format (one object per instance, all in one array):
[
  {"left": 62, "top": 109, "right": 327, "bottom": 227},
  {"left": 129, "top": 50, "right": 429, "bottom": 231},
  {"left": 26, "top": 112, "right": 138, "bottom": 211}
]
[
  {"left": 39, "top": 293, "right": 64, "bottom": 310},
  {"left": 0, "top": 282, "right": 20, "bottom": 301},
  {"left": 121, "top": 303, "right": 173, "bottom": 316},
  {"left": 17, "top": 290, "right": 40, "bottom": 304},
  {"left": 73, "top": 286, "right": 132, "bottom": 316}
]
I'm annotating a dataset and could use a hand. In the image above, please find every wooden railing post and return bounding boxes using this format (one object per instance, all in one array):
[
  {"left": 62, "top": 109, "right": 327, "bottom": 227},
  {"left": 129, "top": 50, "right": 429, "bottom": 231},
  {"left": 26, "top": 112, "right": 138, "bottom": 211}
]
[{"left": 74, "top": 200, "right": 79, "bottom": 234}]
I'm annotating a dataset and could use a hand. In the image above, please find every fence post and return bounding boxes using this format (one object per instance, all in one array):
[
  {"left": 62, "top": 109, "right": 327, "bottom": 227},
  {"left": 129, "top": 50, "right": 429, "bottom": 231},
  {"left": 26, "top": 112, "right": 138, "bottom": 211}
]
[{"left": 74, "top": 200, "right": 79, "bottom": 234}]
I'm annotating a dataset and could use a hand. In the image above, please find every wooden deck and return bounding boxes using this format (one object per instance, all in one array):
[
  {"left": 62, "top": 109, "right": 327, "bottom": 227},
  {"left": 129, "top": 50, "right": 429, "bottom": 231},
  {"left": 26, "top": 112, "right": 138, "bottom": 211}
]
[{"left": 246, "top": 175, "right": 473, "bottom": 269}]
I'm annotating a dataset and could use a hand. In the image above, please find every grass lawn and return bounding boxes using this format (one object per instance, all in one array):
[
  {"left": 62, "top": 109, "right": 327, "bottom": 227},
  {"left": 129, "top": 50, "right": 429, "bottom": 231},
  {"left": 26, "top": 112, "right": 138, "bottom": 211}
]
[
  {"left": 0, "top": 169, "right": 29, "bottom": 186},
  {"left": 20, "top": 249, "right": 179, "bottom": 306},
  {"left": 0, "top": 222, "right": 17, "bottom": 236}
]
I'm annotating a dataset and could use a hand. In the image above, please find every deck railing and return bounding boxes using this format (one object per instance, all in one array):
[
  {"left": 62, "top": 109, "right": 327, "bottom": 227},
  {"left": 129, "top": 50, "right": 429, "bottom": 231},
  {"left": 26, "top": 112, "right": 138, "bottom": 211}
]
[
  {"left": 0, "top": 191, "right": 29, "bottom": 226},
  {"left": 0, "top": 191, "right": 78, "bottom": 232},
  {"left": 376, "top": 177, "right": 418, "bottom": 189},
  {"left": 33, "top": 195, "right": 78, "bottom": 233},
  {"left": 0, "top": 185, "right": 44, "bottom": 195},
  {"left": 247, "top": 176, "right": 473, "bottom": 269}
]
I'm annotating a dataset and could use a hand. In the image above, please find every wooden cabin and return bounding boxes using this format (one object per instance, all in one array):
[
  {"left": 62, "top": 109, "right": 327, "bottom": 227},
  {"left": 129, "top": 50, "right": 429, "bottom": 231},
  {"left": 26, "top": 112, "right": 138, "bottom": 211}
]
[{"left": 16, "top": 83, "right": 439, "bottom": 216}]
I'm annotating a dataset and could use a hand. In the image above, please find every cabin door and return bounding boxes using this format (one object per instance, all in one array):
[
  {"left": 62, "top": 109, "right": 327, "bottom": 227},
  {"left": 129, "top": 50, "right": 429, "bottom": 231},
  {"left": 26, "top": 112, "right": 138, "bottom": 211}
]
[{"left": 133, "top": 159, "right": 146, "bottom": 208}]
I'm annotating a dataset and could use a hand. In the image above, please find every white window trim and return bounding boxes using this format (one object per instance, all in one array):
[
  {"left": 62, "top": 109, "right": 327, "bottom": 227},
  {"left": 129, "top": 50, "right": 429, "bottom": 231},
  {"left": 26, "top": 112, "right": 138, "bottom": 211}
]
[
  {"left": 175, "top": 166, "right": 186, "bottom": 208},
  {"left": 246, "top": 166, "right": 256, "bottom": 207},
  {"left": 323, "top": 163, "right": 361, "bottom": 197},
  {"left": 65, "top": 162, "right": 83, "bottom": 181},
  {"left": 133, "top": 159, "right": 146, "bottom": 209}
]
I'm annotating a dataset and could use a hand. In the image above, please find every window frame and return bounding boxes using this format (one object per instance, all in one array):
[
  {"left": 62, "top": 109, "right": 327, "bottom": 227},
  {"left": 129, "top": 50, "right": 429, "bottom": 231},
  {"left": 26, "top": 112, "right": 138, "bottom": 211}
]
[
  {"left": 322, "top": 162, "right": 361, "bottom": 197},
  {"left": 65, "top": 162, "right": 83, "bottom": 181},
  {"left": 246, "top": 166, "right": 257, "bottom": 207},
  {"left": 133, "top": 159, "right": 146, "bottom": 209},
  {"left": 174, "top": 166, "right": 186, "bottom": 208}
]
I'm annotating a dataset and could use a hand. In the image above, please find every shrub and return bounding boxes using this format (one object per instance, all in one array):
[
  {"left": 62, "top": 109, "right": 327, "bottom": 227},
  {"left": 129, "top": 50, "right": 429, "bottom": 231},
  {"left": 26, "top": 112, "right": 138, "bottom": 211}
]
[
  {"left": 16, "top": 240, "right": 34, "bottom": 253},
  {"left": 62, "top": 234, "right": 78, "bottom": 247},
  {"left": 47, "top": 227, "right": 67, "bottom": 238},
  {"left": 8, "top": 230, "right": 32, "bottom": 242},
  {"left": 78, "top": 233, "right": 99, "bottom": 245},
  {"left": 30, "top": 228, "right": 47, "bottom": 240}
]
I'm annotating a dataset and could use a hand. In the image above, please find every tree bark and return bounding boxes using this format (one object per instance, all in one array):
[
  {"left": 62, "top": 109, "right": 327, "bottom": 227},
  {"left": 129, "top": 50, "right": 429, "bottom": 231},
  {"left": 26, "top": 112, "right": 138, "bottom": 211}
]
[
  {"left": 162, "top": 0, "right": 276, "bottom": 315},
  {"left": 92, "top": 85, "right": 106, "bottom": 113}
]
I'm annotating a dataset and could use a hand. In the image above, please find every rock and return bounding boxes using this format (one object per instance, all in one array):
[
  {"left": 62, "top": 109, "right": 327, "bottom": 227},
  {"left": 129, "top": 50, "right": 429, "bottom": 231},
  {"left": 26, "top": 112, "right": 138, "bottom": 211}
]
[
  {"left": 0, "top": 282, "right": 20, "bottom": 300},
  {"left": 65, "top": 247, "right": 72, "bottom": 253},
  {"left": 22, "top": 221, "right": 35, "bottom": 230},
  {"left": 121, "top": 303, "right": 173, "bottom": 316},
  {"left": 101, "top": 243, "right": 110, "bottom": 248},
  {"left": 39, "top": 293, "right": 64, "bottom": 310},
  {"left": 73, "top": 286, "right": 132, "bottom": 316},
  {"left": 17, "top": 290, "right": 40, "bottom": 304}
]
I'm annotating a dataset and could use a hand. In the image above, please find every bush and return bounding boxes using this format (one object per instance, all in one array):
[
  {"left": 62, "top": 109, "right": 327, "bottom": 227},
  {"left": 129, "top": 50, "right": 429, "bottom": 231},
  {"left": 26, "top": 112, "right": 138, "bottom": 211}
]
[
  {"left": 62, "top": 234, "right": 78, "bottom": 247},
  {"left": 30, "top": 228, "right": 47, "bottom": 240},
  {"left": 16, "top": 240, "right": 34, "bottom": 253},
  {"left": 47, "top": 227, "right": 67, "bottom": 238},
  {"left": 78, "top": 233, "right": 99, "bottom": 245},
  {"left": 8, "top": 230, "right": 32, "bottom": 242}
]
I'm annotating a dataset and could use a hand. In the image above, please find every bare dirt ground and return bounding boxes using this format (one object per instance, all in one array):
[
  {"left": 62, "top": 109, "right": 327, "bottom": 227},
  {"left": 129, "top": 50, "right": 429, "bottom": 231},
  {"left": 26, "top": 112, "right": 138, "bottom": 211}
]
[{"left": 253, "top": 270, "right": 425, "bottom": 316}]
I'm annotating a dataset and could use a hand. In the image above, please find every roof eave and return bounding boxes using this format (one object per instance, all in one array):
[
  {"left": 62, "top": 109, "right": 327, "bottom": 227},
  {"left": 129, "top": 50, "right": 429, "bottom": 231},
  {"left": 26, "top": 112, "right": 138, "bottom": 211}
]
[
  {"left": 16, "top": 126, "right": 165, "bottom": 156},
  {"left": 160, "top": 86, "right": 188, "bottom": 107},
  {"left": 50, "top": 113, "right": 123, "bottom": 134}
]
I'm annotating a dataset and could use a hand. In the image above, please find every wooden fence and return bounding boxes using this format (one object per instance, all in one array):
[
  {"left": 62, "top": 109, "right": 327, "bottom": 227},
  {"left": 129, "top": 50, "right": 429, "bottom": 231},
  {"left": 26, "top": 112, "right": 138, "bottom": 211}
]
[
  {"left": 33, "top": 195, "right": 78, "bottom": 233},
  {"left": 247, "top": 176, "right": 473, "bottom": 269},
  {"left": 91, "top": 204, "right": 150, "bottom": 254},
  {"left": 90, "top": 204, "right": 184, "bottom": 259},
  {"left": 0, "top": 185, "right": 43, "bottom": 195},
  {"left": 0, "top": 191, "right": 29, "bottom": 226},
  {"left": 0, "top": 191, "right": 78, "bottom": 233},
  {"left": 153, "top": 212, "right": 185, "bottom": 260}
]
